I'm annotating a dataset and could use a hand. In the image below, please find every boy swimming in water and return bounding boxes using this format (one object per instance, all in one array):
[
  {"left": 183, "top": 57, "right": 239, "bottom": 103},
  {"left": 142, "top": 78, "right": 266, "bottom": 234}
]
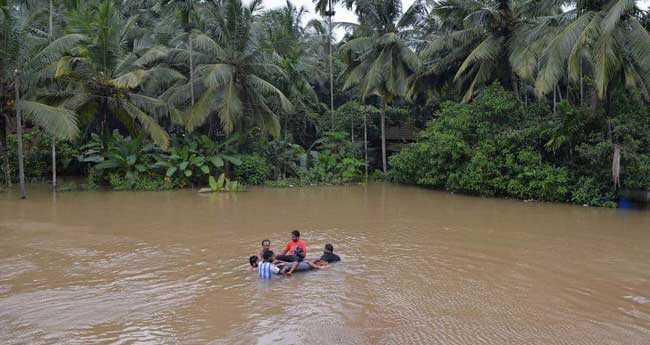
[
  {"left": 258, "top": 250, "right": 283, "bottom": 279},
  {"left": 249, "top": 255, "right": 259, "bottom": 271}
]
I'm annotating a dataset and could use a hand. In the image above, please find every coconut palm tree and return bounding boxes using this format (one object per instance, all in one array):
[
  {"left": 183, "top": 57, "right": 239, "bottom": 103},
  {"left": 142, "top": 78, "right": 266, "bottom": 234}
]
[
  {"left": 340, "top": 0, "right": 420, "bottom": 173},
  {"left": 534, "top": 0, "right": 650, "bottom": 189},
  {"left": 535, "top": 0, "right": 650, "bottom": 105},
  {"left": 1, "top": 0, "right": 79, "bottom": 197},
  {"left": 413, "top": 0, "right": 558, "bottom": 102},
  {"left": 313, "top": 0, "right": 354, "bottom": 124},
  {"left": 35, "top": 0, "right": 173, "bottom": 148},
  {"left": 260, "top": 2, "right": 323, "bottom": 141},
  {"left": 0, "top": 0, "right": 15, "bottom": 187},
  {"left": 166, "top": 0, "right": 293, "bottom": 137},
  {"left": 161, "top": 0, "right": 198, "bottom": 107},
  {"left": 304, "top": 19, "right": 333, "bottom": 91}
]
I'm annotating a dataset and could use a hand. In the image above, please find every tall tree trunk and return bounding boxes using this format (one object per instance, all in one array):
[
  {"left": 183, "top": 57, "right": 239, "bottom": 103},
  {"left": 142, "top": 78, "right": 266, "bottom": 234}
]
[
  {"left": 566, "top": 68, "right": 570, "bottom": 101},
  {"left": 49, "top": 0, "right": 53, "bottom": 39},
  {"left": 328, "top": 0, "right": 334, "bottom": 130},
  {"left": 15, "top": 74, "right": 26, "bottom": 199},
  {"left": 101, "top": 97, "right": 109, "bottom": 137},
  {"left": 523, "top": 80, "right": 528, "bottom": 108},
  {"left": 380, "top": 98, "right": 387, "bottom": 174},
  {"left": 553, "top": 85, "right": 557, "bottom": 114},
  {"left": 50, "top": 0, "right": 57, "bottom": 191},
  {"left": 579, "top": 56, "right": 583, "bottom": 107},
  {"left": 510, "top": 72, "right": 519, "bottom": 101},
  {"left": 363, "top": 107, "right": 368, "bottom": 181},
  {"left": 52, "top": 140, "right": 56, "bottom": 190},
  {"left": 1, "top": 111, "right": 10, "bottom": 186},
  {"left": 189, "top": 0, "right": 195, "bottom": 108},
  {"left": 284, "top": 113, "right": 288, "bottom": 140},
  {"left": 351, "top": 112, "right": 354, "bottom": 143}
]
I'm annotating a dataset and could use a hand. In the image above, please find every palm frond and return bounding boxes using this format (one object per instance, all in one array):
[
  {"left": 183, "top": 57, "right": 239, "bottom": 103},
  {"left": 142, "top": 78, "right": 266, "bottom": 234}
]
[
  {"left": 128, "top": 93, "right": 170, "bottom": 120},
  {"left": 217, "top": 79, "right": 243, "bottom": 134},
  {"left": 462, "top": 60, "right": 492, "bottom": 102},
  {"left": 567, "top": 13, "right": 601, "bottom": 81},
  {"left": 121, "top": 100, "right": 170, "bottom": 149},
  {"left": 626, "top": 19, "right": 650, "bottom": 76},
  {"left": 110, "top": 69, "right": 147, "bottom": 88},
  {"left": 29, "top": 33, "right": 86, "bottom": 70},
  {"left": 623, "top": 63, "right": 650, "bottom": 101},
  {"left": 199, "top": 63, "right": 234, "bottom": 89},
  {"left": 454, "top": 34, "right": 502, "bottom": 82},
  {"left": 115, "top": 53, "right": 138, "bottom": 76},
  {"left": 20, "top": 100, "right": 79, "bottom": 140},
  {"left": 536, "top": 12, "right": 596, "bottom": 97},
  {"left": 185, "top": 88, "right": 218, "bottom": 132},
  {"left": 602, "top": 0, "right": 634, "bottom": 34},
  {"left": 247, "top": 74, "right": 293, "bottom": 112},
  {"left": 134, "top": 46, "right": 169, "bottom": 67},
  {"left": 191, "top": 32, "right": 226, "bottom": 57},
  {"left": 593, "top": 32, "right": 621, "bottom": 99},
  {"left": 59, "top": 92, "right": 92, "bottom": 111}
]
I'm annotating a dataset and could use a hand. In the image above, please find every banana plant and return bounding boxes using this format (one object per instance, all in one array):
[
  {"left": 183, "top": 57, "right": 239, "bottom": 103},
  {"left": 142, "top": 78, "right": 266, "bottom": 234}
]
[
  {"left": 76, "top": 133, "right": 105, "bottom": 164},
  {"left": 93, "top": 132, "right": 161, "bottom": 181},
  {"left": 209, "top": 173, "right": 244, "bottom": 192},
  {"left": 157, "top": 134, "right": 242, "bottom": 185}
]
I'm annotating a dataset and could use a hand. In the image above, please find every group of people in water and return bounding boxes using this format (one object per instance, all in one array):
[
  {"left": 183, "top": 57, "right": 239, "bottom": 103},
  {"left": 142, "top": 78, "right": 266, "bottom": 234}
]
[{"left": 248, "top": 230, "right": 341, "bottom": 279}]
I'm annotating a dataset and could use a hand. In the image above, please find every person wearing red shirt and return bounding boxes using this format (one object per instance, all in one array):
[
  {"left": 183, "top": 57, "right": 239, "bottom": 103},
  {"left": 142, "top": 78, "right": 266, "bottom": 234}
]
[
  {"left": 282, "top": 230, "right": 306, "bottom": 255},
  {"left": 276, "top": 230, "right": 307, "bottom": 275}
]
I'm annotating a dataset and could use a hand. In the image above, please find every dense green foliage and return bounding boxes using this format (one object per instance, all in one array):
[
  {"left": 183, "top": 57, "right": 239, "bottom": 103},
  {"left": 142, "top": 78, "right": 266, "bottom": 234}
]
[
  {"left": 0, "top": 131, "right": 77, "bottom": 183},
  {"left": 233, "top": 155, "right": 270, "bottom": 185},
  {"left": 301, "top": 132, "right": 365, "bottom": 184},
  {"left": 391, "top": 84, "right": 650, "bottom": 206},
  {"left": 1, "top": 0, "right": 650, "bottom": 206}
]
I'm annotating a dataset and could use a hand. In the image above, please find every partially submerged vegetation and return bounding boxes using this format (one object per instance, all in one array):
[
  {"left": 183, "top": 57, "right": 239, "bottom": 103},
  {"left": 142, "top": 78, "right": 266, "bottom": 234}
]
[{"left": 1, "top": 0, "right": 649, "bottom": 206}]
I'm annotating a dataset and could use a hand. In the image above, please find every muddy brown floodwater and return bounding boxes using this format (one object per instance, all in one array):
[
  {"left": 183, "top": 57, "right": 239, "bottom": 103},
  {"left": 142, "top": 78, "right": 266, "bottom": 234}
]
[{"left": 1, "top": 183, "right": 649, "bottom": 344}]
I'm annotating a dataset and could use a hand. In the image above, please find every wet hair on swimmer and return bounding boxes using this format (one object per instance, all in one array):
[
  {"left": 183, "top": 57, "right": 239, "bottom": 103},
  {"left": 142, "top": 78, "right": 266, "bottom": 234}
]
[
  {"left": 291, "top": 230, "right": 300, "bottom": 237},
  {"left": 325, "top": 243, "right": 334, "bottom": 253},
  {"left": 249, "top": 255, "right": 259, "bottom": 267},
  {"left": 262, "top": 250, "right": 274, "bottom": 261}
]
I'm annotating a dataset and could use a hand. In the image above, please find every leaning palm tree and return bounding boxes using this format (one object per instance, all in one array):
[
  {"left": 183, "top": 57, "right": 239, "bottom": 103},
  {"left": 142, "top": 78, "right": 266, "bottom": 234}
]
[
  {"left": 340, "top": 0, "right": 420, "bottom": 173},
  {"left": 535, "top": 0, "right": 650, "bottom": 104},
  {"left": 166, "top": 0, "right": 293, "bottom": 137},
  {"left": 34, "top": 0, "right": 173, "bottom": 148}
]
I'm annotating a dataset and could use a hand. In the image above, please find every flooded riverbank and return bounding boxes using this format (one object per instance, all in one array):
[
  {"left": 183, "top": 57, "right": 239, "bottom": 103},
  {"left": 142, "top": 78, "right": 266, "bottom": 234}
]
[{"left": 1, "top": 184, "right": 649, "bottom": 344}]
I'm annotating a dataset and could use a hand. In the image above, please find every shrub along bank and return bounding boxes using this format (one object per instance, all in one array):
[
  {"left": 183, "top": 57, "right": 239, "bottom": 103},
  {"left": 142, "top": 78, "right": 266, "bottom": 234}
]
[
  {"left": 390, "top": 85, "right": 650, "bottom": 207},
  {"left": 1, "top": 130, "right": 366, "bottom": 191}
]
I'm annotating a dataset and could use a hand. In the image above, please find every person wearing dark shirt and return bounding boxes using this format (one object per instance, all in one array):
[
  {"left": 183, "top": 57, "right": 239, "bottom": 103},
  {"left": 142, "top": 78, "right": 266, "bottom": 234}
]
[
  {"left": 300, "top": 243, "right": 340, "bottom": 267},
  {"left": 318, "top": 243, "right": 341, "bottom": 263},
  {"left": 282, "top": 243, "right": 341, "bottom": 274}
]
